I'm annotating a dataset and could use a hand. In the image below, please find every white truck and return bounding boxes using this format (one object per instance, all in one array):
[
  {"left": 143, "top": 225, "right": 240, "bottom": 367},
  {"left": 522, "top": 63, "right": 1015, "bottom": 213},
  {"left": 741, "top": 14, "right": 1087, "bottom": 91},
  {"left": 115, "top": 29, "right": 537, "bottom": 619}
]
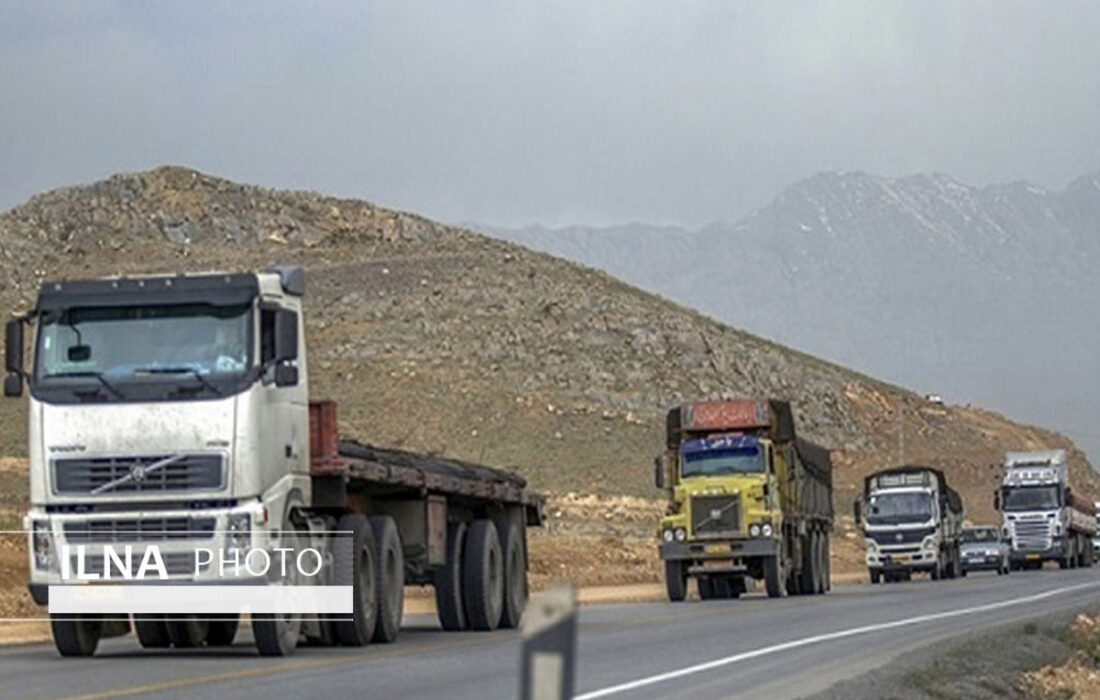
[
  {"left": 855, "top": 466, "right": 965, "bottom": 583},
  {"left": 4, "top": 266, "right": 543, "bottom": 657},
  {"left": 997, "top": 450, "right": 1095, "bottom": 570}
]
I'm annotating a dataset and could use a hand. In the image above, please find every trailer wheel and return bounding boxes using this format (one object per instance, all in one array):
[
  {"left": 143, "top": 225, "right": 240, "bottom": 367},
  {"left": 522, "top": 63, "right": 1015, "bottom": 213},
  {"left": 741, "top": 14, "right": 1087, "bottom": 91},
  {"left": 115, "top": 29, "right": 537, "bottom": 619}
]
[
  {"left": 498, "top": 518, "right": 528, "bottom": 629},
  {"left": 665, "top": 560, "right": 687, "bottom": 602},
  {"left": 824, "top": 535, "right": 832, "bottom": 592},
  {"left": 764, "top": 555, "right": 786, "bottom": 598},
  {"left": 205, "top": 615, "right": 239, "bottom": 646},
  {"left": 133, "top": 615, "right": 171, "bottom": 649},
  {"left": 51, "top": 615, "right": 102, "bottom": 657},
  {"left": 812, "top": 532, "right": 826, "bottom": 594},
  {"left": 332, "top": 513, "right": 378, "bottom": 646},
  {"left": 370, "top": 515, "right": 405, "bottom": 643},
  {"left": 254, "top": 524, "right": 305, "bottom": 656},
  {"left": 167, "top": 617, "right": 209, "bottom": 648},
  {"left": 434, "top": 522, "right": 468, "bottom": 631},
  {"left": 464, "top": 519, "right": 504, "bottom": 630}
]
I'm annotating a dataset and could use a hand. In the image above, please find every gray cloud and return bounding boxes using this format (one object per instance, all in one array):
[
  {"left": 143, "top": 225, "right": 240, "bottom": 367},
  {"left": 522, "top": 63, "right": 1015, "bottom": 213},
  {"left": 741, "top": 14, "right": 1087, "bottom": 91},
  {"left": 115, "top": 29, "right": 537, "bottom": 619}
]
[{"left": 1, "top": 1, "right": 1098, "bottom": 227}]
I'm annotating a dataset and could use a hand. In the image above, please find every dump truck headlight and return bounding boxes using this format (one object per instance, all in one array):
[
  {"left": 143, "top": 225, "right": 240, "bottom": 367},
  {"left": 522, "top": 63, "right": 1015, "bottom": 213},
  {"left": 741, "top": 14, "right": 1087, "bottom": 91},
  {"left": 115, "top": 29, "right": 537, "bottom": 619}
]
[
  {"left": 32, "top": 521, "right": 53, "bottom": 570},
  {"left": 662, "top": 528, "right": 675, "bottom": 543},
  {"left": 674, "top": 527, "right": 687, "bottom": 542},
  {"left": 749, "top": 523, "right": 761, "bottom": 537},
  {"left": 761, "top": 523, "right": 773, "bottom": 537}
]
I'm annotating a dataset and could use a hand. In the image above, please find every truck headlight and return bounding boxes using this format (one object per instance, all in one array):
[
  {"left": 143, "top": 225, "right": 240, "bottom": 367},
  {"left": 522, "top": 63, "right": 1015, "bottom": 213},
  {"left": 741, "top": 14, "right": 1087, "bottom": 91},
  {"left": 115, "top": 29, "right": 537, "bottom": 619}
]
[
  {"left": 749, "top": 524, "right": 761, "bottom": 537},
  {"left": 227, "top": 513, "right": 251, "bottom": 551},
  {"left": 674, "top": 527, "right": 686, "bottom": 542},
  {"left": 761, "top": 523, "right": 773, "bottom": 537},
  {"left": 662, "top": 528, "right": 675, "bottom": 543},
  {"left": 921, "top": 536, "right": 936, "bottom": 550},
  {"left": 32, "top": 521, "right": 53, "bottom": 570}
]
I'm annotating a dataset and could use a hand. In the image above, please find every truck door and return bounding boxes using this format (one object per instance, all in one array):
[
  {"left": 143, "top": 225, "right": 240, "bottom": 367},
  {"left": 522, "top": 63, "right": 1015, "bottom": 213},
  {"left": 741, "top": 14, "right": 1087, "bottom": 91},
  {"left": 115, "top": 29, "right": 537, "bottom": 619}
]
[{"left": 259, "top": 306, "right": 309, "bottom": 475}]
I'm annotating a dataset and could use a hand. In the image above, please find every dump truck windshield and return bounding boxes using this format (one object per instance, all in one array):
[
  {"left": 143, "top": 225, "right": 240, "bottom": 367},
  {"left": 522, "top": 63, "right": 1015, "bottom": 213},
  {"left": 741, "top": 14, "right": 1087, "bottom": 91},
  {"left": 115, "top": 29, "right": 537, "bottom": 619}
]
[
  {"left": 867, "top": 491, "right": 933, "bottom": 525},
  {"left": 1002, "top": 485, "right": 1060, "bottom": 511},
  {"left": 36, "top": 303, "right": 252, "bottom": 382},
  {"left": 681, "top": 446, "right": 763, "bottom": 478}
]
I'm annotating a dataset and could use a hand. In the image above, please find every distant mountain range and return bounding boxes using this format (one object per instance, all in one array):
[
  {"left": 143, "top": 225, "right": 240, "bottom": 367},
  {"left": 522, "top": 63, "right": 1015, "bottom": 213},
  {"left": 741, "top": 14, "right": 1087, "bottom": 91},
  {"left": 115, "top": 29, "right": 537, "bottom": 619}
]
[{"left": 474, "top": 170, "right": 1100, "bottom": 466}]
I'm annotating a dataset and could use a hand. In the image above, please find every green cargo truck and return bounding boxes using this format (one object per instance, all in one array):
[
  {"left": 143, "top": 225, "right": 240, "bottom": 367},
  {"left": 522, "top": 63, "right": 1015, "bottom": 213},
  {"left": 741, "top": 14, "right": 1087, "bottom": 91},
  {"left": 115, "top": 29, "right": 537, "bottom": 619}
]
[{"left": 655, "top": 399, "right": 833, "bottom": 600}]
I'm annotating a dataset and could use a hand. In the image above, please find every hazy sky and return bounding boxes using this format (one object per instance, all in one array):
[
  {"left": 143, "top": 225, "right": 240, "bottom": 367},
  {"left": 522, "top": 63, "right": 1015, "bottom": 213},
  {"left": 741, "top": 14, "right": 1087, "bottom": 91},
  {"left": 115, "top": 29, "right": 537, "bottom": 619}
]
[{"left": 1, "top": 1, "right": 1099, "bottom": 227}]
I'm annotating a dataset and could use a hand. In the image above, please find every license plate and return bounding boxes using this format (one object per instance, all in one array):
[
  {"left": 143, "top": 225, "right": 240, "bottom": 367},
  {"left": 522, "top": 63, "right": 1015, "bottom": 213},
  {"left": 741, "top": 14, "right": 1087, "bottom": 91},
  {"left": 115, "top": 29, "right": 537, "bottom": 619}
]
[
  {"left": 893, "top": 555, "right": 910, "bottom": 562},
  {"left": 702, "top": 559, "right": 733, "bottom": 571},
  {"left": 1027, "top": 554, "right": 1041, "bottom": 560},
  {"left": 704, "top": 544, "right": 729, "bottom": 555}
]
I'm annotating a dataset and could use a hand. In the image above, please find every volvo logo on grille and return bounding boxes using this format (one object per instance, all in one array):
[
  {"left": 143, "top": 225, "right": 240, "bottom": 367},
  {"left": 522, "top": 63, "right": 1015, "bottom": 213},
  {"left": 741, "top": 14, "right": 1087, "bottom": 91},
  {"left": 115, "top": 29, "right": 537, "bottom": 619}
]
[
  {"left": 710, "top": 509, "right": 723, "bottom": 520},
  {"left": 130, "top": 465, "right": 147, "bottom": 483}
]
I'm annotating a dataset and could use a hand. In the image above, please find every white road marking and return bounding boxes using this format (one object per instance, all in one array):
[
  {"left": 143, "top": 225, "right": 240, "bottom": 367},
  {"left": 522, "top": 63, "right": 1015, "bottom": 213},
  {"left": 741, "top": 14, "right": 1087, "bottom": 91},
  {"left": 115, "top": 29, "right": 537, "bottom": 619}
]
[{"left": 574, "top": 580, "right": 1100, "bottom": 699}]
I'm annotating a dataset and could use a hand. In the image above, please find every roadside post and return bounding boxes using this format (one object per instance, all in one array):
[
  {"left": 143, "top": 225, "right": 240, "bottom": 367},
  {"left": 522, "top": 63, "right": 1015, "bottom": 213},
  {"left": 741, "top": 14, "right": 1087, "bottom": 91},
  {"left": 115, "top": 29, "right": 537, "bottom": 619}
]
[{"left": 520, "top": 585, "right": 577, "bottom": 700}]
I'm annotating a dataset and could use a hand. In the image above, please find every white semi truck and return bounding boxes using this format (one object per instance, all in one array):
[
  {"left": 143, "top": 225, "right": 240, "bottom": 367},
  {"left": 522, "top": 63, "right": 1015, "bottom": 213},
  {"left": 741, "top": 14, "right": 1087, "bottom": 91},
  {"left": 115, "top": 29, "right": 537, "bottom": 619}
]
[
  {"left": 855, "top": 466, "right": 965, "bottom": 583},
  {"left": 997, "top": 450, "right": 1095, "bottom": 570},
  {"left": 3, "top": 266, "right": 543, "bottom": 657}
]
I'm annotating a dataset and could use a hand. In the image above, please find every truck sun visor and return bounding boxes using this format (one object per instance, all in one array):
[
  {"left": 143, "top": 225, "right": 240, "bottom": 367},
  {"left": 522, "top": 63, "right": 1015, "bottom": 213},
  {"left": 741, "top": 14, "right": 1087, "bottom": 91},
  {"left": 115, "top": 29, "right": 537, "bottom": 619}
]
[{"left": 34, "top": 274, "right": 260, "bottom": 313}]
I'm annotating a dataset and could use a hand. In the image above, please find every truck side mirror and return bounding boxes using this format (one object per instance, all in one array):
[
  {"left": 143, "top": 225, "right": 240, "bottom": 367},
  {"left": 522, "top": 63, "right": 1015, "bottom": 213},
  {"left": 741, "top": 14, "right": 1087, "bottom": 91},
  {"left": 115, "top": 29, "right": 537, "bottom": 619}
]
[
  {"left": 4, "top": 320, "right": 23, "bottom": 398},
  {"left": 852, "top": 499, "right": 862, "bottom": 523},
  {"left": 654, "top": 456, "right": 665, "bottom": 489},
  {"left": 993, "top": 492, "right": 1000, "bottom": 511},
  {"left": 5, "top": 319, "right": 23, "bottom": 374},
  {"left": 274, "top": 310, "right": 299, "bottom": 362},
  {"left": 274, "top": 363, "right": 299, "bottom": 388}
]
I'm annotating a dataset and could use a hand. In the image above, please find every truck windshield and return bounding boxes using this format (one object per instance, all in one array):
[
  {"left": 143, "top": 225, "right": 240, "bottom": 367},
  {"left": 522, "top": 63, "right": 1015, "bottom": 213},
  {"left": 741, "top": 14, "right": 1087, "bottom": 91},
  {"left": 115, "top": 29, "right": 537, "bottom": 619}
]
[
  {"left": 866, "top": 492, "right": 933, "bottom": 525},
  {"left": 681, "top": 446, "right": 763, "bottom": 478},
  {"left": 1001, "top": 486, "right": 1060, "bottom": 511},
  {"left": 35, "top": 304, "right": 252, "bottom": 382}
]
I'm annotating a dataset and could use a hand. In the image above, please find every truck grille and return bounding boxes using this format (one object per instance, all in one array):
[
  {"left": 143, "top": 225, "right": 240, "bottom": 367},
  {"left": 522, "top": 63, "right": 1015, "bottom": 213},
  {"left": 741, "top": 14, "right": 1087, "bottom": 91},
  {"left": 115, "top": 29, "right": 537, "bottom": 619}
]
[
  {"left": 63, "top": 517, "right": 217, "bottom": 544},
  {"left": 53, "top": 454, "right": 225, "bottom": 495},
  {"left": 68, "top": 551, "right": 202, "bottom": 578},
  {"left": 690, "top": 495, "right": 741, "bottom": 538},
  {"left": 1011, "top": 519, "right": 1052, "bottom": 550},
  {"left": 869, "top": 528, "right": 934, "bottom": 546}
]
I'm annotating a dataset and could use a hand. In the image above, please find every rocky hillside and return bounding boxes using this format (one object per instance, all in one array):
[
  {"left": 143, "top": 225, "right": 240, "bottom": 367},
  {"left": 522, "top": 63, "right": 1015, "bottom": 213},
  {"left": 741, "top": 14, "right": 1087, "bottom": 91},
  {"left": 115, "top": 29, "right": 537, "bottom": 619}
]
[
  {"left": 479, "top": 170, "right": 1100, "bottom": 466},
  {"left": 1, "top": 167, "right": 1097, "bottom": 521}
]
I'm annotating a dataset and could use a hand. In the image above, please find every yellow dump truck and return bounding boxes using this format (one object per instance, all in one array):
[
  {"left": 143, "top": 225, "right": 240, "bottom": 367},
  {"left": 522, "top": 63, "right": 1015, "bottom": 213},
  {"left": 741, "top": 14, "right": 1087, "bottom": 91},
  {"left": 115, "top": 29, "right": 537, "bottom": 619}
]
[{"left": 656, "top": 399, "right": 833, "bottom": 600}]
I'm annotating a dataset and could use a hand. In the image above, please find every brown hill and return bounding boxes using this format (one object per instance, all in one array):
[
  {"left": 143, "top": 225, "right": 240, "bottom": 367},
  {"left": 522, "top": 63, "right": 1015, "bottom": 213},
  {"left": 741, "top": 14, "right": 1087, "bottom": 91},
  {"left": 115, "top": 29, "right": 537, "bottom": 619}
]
[{"left": 1, "top": 166, "right": 1097, "bottom": 525}]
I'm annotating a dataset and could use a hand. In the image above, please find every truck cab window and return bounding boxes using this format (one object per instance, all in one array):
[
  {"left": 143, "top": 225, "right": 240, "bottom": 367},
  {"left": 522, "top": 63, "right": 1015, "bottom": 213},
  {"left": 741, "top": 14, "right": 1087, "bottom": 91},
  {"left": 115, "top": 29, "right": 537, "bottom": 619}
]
[{"left": 261, "top": 310, "right": 276, "bottom": 366}]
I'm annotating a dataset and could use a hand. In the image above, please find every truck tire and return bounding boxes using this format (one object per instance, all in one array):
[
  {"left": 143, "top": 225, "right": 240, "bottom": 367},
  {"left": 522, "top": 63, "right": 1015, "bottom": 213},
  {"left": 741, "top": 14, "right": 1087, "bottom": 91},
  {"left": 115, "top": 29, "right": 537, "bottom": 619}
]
[
  {"left": 434, "top": 521, "right": 468, "bottom": 631},
  {"left": 764, "top": 555, "right": 786, "bottom": 598},
  {"left": 133, "top": 615, "right": 171, "bottom": 648},
  {"left": 51, "top": 615, "right": 102, "bottom": 657},
  {"left": 370, "top": 515, "right": 405, "bottom": 643},
  {"left": 166, "top": 617, "right": 209, "bottom": 648},
  {"left": 665, "top": 560, "right": 687, "bottom": 602},
  {"left": 824, "top": 535, "right": 832, "bottom": 592},
  {"left": 798, "top": 533, "right": 815, "bottom": 595},
  {"left": 498, "top": 517, "right": 528, "bottom": 629},
  {"left": 206, "top": 615, "right": 239, "bottom": 646},
  {"left": 697, "top": 577, "right": 714, "bottom": 600},
  {"left": 813, "top": 532, "right": 827, "bottom": 594},
  {"left": 255, "top": 522, "right": 307, "bottom": 656},
  {"left": 727, "top": 576, "right": 745, "bottom": 599},
  {"left": 945, "top": 546, "right": 958, "bottom": 579},
  {"left": 463, "top": 519, "right": 504, "bottom": 631},
  {"left": 869, "top": 569, "right": 880, "bottom": 585},
  {"left": 332, "top": 513, "right": 379, "bottom": 646}
]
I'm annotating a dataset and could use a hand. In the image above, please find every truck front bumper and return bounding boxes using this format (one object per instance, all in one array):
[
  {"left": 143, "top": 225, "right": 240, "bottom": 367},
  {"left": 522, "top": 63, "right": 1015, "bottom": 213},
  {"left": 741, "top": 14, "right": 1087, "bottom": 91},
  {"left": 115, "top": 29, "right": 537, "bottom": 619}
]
[
  {"left": 866, "top": 548, "right": 938, "bottom": 572},
  {"left": 1010, "top": 542, "right": 1063, "bottom": 564},
  {"left": 24, "top": 500, "right": 274, "bottom": 604},
  {"left": 659, "top": 537, "right": 778, "bottom": 575}
]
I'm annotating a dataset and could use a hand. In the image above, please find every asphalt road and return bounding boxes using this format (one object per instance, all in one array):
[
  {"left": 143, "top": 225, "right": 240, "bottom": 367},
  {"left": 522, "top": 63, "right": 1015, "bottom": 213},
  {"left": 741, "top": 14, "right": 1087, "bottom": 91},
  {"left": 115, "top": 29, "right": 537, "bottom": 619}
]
[{"left": 2, "top": 567, "right": 1099, "bottom": 700}]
